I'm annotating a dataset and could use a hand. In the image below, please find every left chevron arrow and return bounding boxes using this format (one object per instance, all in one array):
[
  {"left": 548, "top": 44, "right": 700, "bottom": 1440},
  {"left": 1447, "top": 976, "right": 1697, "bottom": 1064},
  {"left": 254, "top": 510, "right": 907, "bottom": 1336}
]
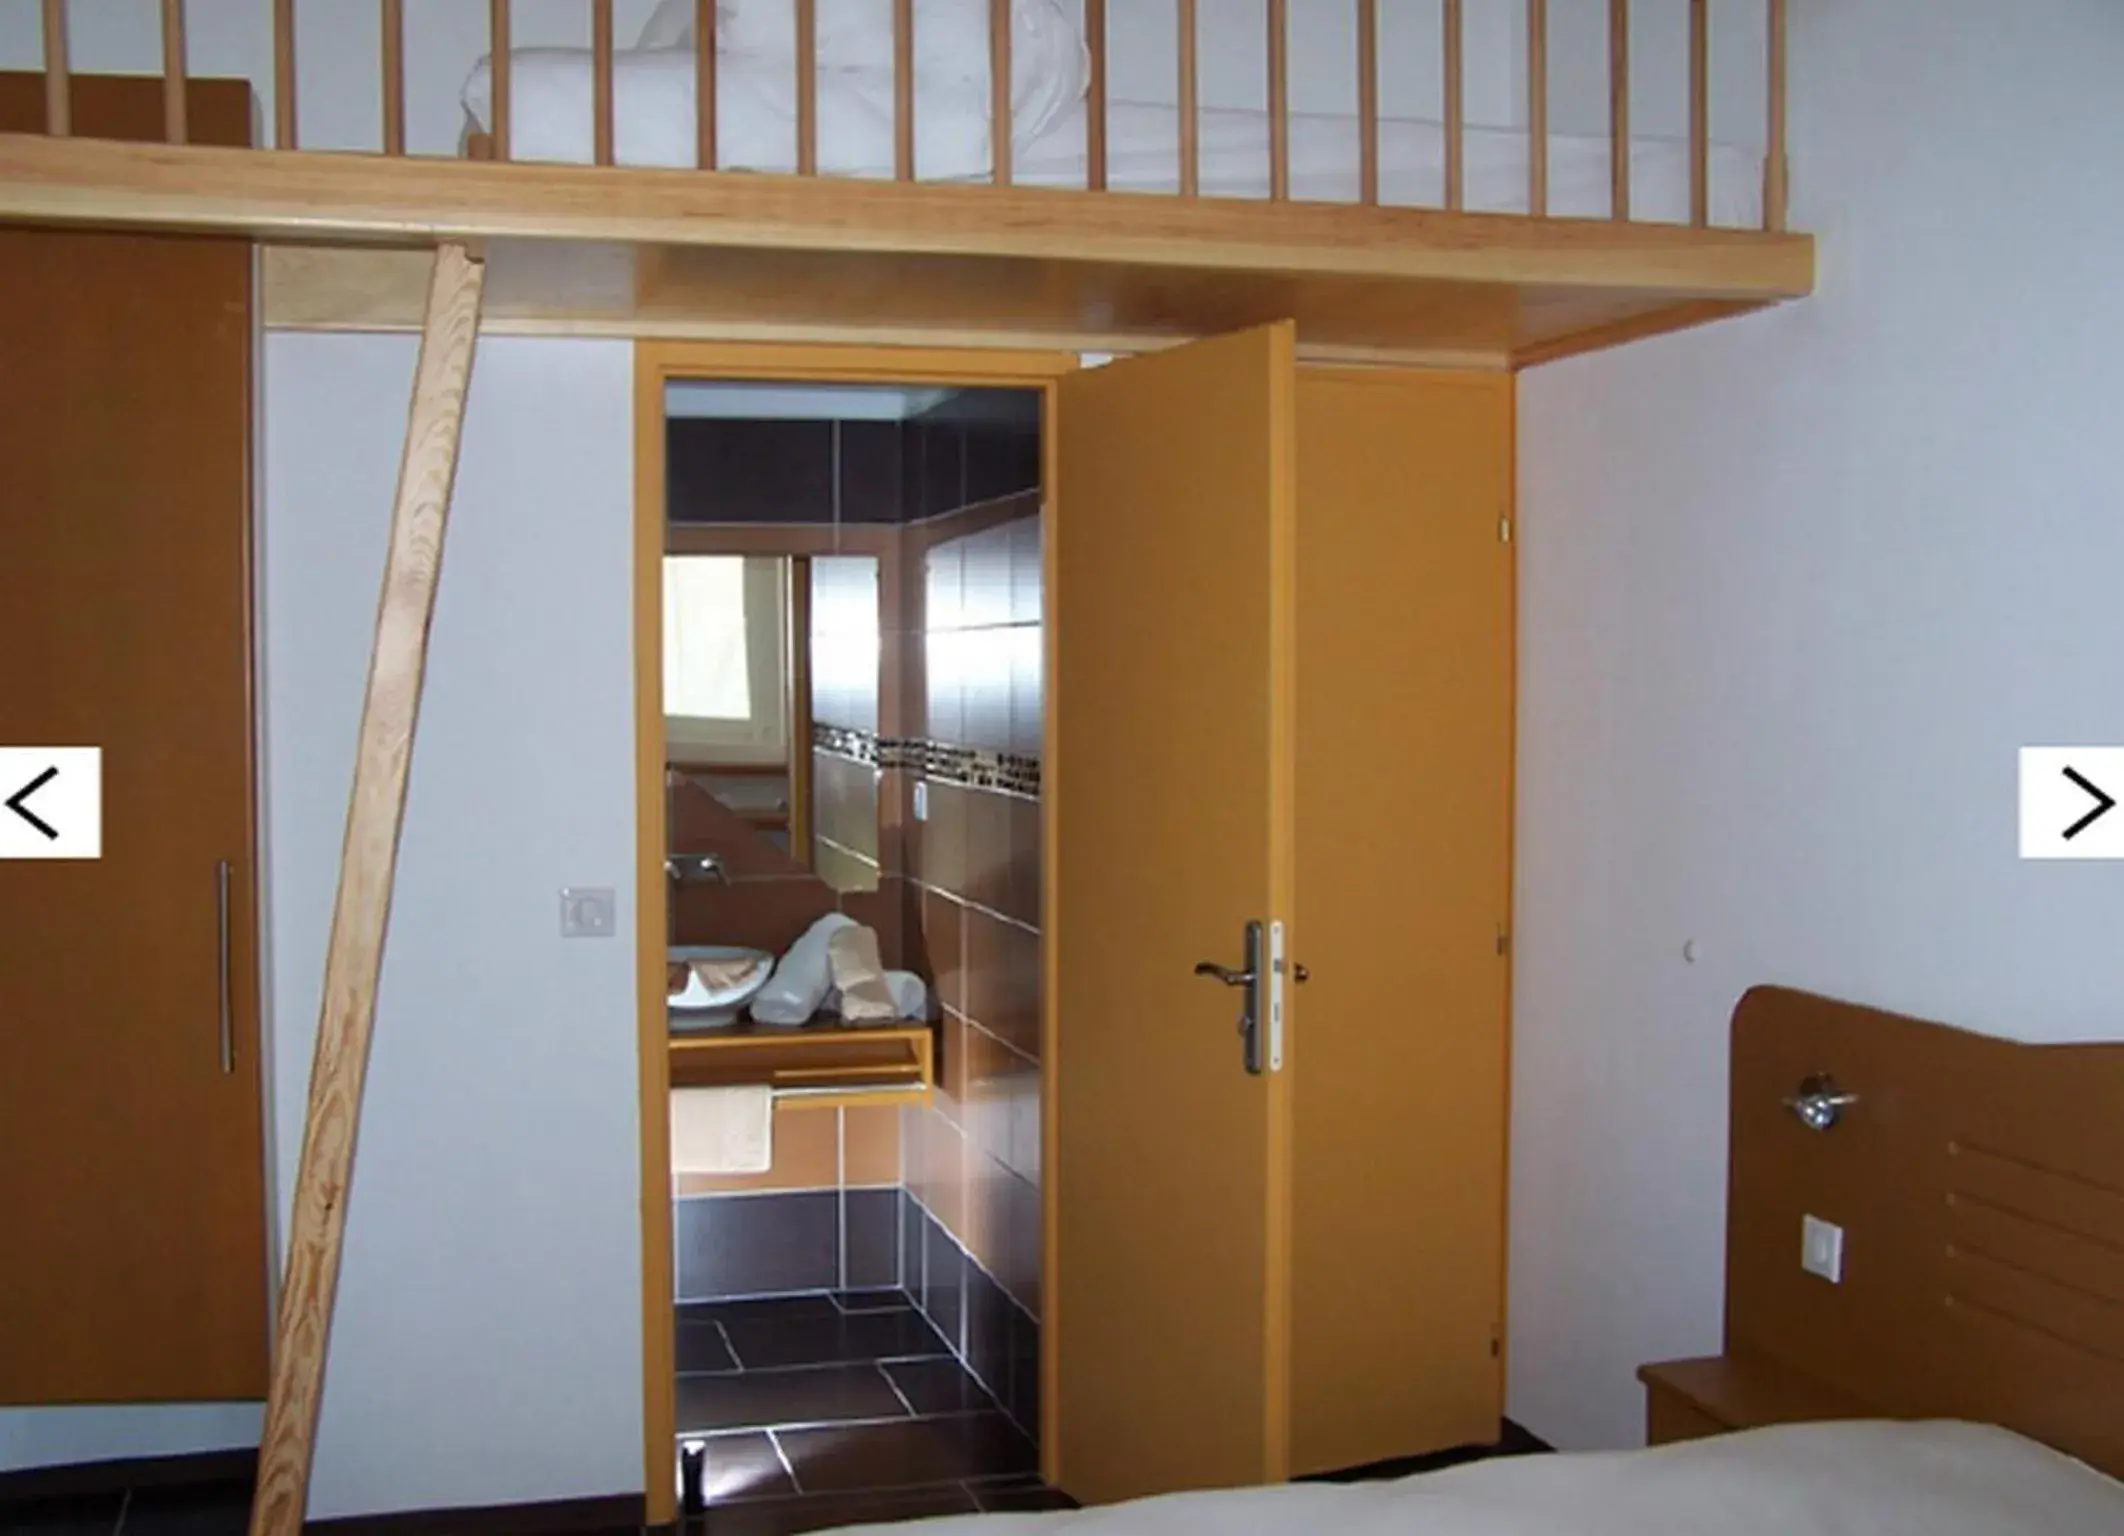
[{"left": 4, "top": 766, "right": 61, "bottom": 841}]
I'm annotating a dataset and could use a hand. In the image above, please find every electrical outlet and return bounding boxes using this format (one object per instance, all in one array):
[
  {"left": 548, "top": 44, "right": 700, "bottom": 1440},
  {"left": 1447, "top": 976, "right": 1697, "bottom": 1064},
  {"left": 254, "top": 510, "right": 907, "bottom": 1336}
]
[
  {"left": 1801, "top": 1214, "right": 1845, "bottom": 1284},
  {"left": 560, "top": 886, "right": 616, "bottom": 938}
]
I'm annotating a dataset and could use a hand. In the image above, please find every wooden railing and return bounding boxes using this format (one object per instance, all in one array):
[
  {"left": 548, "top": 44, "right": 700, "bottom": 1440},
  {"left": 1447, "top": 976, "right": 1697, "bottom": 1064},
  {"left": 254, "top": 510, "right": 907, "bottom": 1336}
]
[{"left": 26, "top": 0, "right": 1792, "bottom": 234}]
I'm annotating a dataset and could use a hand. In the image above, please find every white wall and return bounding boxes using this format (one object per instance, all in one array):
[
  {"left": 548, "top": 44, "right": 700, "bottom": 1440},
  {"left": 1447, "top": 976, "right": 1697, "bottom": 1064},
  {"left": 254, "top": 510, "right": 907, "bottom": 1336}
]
[
  {"left": 1511, "top": 0, "right": 2124, "bottom": 1453},
  {"left": 261, "top": 333, "right": 643, "bottom": 1518}
]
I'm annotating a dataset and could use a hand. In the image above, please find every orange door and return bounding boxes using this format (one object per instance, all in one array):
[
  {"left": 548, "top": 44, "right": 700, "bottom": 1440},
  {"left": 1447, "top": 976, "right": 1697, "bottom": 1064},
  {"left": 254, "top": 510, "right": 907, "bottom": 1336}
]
[
  {"left": 1288, "top": 369, "right": 1513, "bottom": 1474},
  {"left": 1049, "top": 325, "right": 1297, "bottom": 1505},
  {"left": 0, "top": 227, "right": 269, "bottom": 1403}
]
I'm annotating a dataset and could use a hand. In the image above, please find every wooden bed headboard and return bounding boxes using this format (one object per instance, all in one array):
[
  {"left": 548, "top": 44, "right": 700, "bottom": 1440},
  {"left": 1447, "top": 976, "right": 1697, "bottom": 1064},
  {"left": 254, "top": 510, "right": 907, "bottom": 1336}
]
[{"left": 1728, "top": 986, "right": 2124, "bottom": 1477}]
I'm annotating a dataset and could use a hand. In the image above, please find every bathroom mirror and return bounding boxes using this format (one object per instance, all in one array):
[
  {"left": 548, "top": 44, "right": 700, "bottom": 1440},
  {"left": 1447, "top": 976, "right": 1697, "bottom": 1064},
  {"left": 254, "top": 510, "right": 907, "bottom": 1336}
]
[{"left": 662, "top": 551, "right": 883, "bottom": 894}]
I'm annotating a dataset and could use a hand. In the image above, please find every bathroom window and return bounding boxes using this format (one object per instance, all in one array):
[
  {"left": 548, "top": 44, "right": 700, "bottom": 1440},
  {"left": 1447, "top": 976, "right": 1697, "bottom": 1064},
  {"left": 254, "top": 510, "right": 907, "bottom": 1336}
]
[{"left": 664, "top": 555, "right": 789, "bottom": 764}]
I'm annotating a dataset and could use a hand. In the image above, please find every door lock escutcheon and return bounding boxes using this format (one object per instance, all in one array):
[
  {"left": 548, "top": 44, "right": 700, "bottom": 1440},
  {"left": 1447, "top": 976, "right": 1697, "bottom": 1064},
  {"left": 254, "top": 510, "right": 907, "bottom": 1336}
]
[{"left": 1194, "top": 921, "right": 1289, "bottom": 1074}]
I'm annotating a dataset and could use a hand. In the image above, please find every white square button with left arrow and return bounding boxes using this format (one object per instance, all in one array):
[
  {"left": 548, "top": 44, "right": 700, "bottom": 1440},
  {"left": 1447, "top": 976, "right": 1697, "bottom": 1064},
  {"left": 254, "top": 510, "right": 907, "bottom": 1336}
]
[
  {"left": 0, "top": 748, "right": 101, "bottom": 860},
  {"left": 2020, "top": 747, "right": 2124, "bottom": 860}
]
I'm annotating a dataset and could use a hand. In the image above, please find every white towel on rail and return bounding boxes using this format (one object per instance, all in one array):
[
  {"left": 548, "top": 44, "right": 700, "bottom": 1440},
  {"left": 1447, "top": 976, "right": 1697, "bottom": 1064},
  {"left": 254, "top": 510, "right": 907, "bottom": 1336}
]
[{"left": 670, "top": 1085, "right": 773, "bottom": 1175}]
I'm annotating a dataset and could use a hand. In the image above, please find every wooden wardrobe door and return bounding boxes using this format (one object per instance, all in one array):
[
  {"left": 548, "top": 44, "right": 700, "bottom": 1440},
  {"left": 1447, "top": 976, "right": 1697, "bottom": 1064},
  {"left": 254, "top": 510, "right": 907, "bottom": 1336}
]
[
  {"left": 0, "top": 225, "right": 268, "bottom": 1404},
  {"left": 1287, "top": 369, "right": 1514, "bottom": 1474},
  {"left": 1051, "top": 324, "right": 1298, "bottom": 1504}
]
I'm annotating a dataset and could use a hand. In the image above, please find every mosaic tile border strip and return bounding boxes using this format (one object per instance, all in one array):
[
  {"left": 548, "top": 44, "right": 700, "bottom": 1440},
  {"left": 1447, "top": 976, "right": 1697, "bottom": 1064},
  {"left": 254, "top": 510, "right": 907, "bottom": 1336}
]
[{"left": 813, "top": 726, "right": 1041, "bottom": 798}]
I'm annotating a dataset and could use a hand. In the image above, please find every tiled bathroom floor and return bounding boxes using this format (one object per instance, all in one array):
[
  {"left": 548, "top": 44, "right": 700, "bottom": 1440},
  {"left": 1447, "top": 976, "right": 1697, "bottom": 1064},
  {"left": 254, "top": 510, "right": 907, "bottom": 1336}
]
[{"left": 678, "top": 1289, "right": 1069, "bottom": 1533}]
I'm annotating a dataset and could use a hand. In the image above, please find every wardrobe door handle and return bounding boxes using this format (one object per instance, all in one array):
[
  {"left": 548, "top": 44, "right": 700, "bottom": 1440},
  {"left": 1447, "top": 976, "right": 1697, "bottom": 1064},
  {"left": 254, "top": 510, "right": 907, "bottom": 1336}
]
[{"left": 216, "top": 859, "right": 234, "bottom": 1075}]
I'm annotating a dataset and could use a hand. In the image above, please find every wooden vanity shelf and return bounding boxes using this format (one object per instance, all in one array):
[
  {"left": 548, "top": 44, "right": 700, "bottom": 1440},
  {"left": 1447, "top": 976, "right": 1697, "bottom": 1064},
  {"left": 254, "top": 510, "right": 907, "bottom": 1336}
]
[{"left": 667, "top": 1021, "right": 935, "bottom": 1110}]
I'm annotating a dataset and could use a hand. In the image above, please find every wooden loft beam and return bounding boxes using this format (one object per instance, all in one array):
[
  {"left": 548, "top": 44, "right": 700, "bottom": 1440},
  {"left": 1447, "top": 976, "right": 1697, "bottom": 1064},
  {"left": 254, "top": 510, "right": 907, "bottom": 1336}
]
[
  {"left": 0, "top": 134, "right": 1816, "bottom": 299},
  {"left": 246, "top": 243, "right": 485, "bottom": 1536}
]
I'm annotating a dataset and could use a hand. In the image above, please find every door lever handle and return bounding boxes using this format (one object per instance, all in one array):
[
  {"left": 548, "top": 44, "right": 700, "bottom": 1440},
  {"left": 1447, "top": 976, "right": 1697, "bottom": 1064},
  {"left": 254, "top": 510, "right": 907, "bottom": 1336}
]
[{"left": 1193, "top": 962, "right": 1255, "bottom": 987}]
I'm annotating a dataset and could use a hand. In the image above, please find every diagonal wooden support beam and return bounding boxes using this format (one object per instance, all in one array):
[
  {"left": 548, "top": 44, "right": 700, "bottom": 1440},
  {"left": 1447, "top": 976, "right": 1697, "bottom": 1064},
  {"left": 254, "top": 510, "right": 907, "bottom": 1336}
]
[{"left": 248, "top": 242, "right": 485, "bottom": 1536}]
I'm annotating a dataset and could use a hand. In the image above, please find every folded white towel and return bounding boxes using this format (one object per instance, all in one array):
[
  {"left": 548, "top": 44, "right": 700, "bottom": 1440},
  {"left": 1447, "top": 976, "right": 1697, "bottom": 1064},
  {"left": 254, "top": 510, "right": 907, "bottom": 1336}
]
[{"left": 670, "top": 1085, "right": 773, "bottom": 1175}]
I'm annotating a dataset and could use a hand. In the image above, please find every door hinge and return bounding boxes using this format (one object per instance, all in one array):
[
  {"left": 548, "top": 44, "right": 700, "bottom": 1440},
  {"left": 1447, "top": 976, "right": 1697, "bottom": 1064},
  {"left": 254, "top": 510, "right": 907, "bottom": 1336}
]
[
  {"left": 1495, "top": 925, "right": 1511, "bottom": 958},
  {"left": 1499, "top": 514, "right": 1513, "bottom": 544},
  {"left": 1490, "top": 1325, "right": 1502, "bottom": 1359}
]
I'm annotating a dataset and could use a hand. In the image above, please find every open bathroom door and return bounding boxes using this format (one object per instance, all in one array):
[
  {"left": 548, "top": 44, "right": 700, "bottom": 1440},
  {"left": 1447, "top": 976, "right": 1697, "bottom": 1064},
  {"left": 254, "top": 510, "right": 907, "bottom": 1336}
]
[{"left": 1049, "top": 323, "right": 1297, "bottom": 1505}]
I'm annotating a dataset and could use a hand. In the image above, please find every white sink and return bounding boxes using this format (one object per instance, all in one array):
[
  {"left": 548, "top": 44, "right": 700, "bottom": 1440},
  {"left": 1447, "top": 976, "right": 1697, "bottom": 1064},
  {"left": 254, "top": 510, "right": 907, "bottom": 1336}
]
[{"left": 669, "top": 945, "right": 774, "bottom": 1027}]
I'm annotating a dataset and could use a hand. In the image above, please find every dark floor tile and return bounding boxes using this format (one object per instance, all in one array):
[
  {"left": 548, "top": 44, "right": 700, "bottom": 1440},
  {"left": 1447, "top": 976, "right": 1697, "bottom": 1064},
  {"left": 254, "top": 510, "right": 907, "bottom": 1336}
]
[
  {"left": 676, "top": 1317, "right": 738, "bottom": 1373},
  {"left": 831, "top": 1288, "right": 912, "bottom": 1316},
  {"left": 881, "top": 1358, "right": 1000, "bottom": 1417},
  {"left": 971, "top": 1480, "right": 1077, "bottom": 1513},
  {"left": 844, "top": 1189, "right": 902, "bottom": 1292},
  {"left": 694, "top": 1482, "right": 980, "bottom": 1535},
  {"left": 678, "top": 1193, "right": 840, "bottom": 1302},
  {"left": 680, "top": 1293, "right": 840, "bottom": 1328},
  {"left": 678, "top": 1364, "right": 910, "bottom": 1434},
  {"left": 722, "top": 1308, "right": 948, "bottom": 1371},
  {"left": 681, "top": 1431, "right": 798, "bottom": 1504},
  {"left": 0, "top": 1493, "right": 122, "bottom": 1536},
  {"left": 776, "top": 1412, "right": 1036, "bottom": 1493},
  {"left": 119, "top": 1484, "right": 253, "bottom": 1536}
]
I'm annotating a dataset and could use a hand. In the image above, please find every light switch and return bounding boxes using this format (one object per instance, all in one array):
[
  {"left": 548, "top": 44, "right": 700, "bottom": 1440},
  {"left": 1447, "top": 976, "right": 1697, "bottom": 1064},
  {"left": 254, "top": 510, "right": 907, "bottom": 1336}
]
[
  {"left": 560, "top": 886, "right": 616, "bottom": 938},
  {"left": 1801, "top": 1214, "right": 1845, "bottom": 1284},
  {"left": 913, "top": 781, "right": 930, "bottom": 822}
]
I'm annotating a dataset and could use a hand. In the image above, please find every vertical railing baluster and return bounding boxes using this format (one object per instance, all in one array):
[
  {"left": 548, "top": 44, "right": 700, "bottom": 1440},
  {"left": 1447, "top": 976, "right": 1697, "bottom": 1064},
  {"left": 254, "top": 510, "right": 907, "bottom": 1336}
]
[
  {"left": 1765, "top": 0, "right": 1789, "bottom": 231},
  {"left": 1178, "top": 0, "right": 1199, "bottom": 196},
  {"left": 1689, "top": 0, "right": 1709, "bottom": 225},
  {"left": 594, "top": 0, "right": 616, "bottom": 166},
  {"left": 991, "top": 0, "right": 1012, "bottom": 184},
  {"left": 795, "top": 0, "right": 817, "bottom": 174},
  {"left": 1085, "top": 0, "right": 1108, "bottom": 190},
  {"left": 696, "top": 0, "right": 717, "bottom": 169},
  {"left": 41, "top": 0, "right": 69, "bottom": 138},
  {"left": 491, "top": 0, "right": 512, "bottom": 160},
  {"left": 1357, "top": 0, "right": 1379, "bottom": 205},
  {"left": 381, "top": 0, "right": 404, "bottom": 155},
  {"left": 1528, "top": 0, "right": 1548, "bottom": 215},
  {"left": 894, "top": 0, "right": 915, "bottom": 179},
  {"left": 1268, "top": 0, "right": 1289, "bottom": 201},
  {"left": 161, "top": 0, "right": 187, "bottom": 144},
  {"left": 1609, "top": 0, "right": 1630, "bottom": 220},
  {"left": 273, "top": 0, "right": 296, "bottom": 148},
  {"left": 1444, "top": 0, "right": 1465, "bottom": 210}
]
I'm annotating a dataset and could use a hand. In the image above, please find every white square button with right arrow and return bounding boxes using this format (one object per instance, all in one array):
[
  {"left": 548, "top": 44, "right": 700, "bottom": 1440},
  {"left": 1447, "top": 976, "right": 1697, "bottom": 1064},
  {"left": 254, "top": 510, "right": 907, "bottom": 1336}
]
[
  {"left": 2020, "top": 747, "right": 2124, "bottom": 860},
  {"left": 0, "top": 748, "right": 102, "bottom": 860}
]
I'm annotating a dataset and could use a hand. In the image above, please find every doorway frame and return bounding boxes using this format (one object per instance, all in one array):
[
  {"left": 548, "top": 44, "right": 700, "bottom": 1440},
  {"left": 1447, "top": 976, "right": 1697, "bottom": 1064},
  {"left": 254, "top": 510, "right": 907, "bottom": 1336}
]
[{"left": 633, "top": 341, "right": 1077, "bottom": 1524}]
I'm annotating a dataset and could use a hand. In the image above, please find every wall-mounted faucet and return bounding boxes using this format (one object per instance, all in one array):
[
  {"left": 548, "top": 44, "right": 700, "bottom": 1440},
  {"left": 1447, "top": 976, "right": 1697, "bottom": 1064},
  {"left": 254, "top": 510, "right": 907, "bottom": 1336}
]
[{"left": 665, "top": 852, "right": 729, "bottom": 886}]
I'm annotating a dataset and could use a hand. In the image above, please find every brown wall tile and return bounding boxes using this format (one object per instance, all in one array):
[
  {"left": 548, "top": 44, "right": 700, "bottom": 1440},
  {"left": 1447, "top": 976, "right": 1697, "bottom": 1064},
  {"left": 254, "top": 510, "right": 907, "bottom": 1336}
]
[
  {"left": 964, "top": 1024, "right": 1037, "bottom": 1177},
  {"left": 1006, "top": 794, "right": 1042, "bottom": 928},
  {"left": 675, "top": 1102, "right": 839, "bottom": 1196},
  {"left": 843, "top": 1104, "right": 903, "bottom": 1187},
  {"left": 906, "top": 1106, "right": 967, "bottom": 1238},
  {"left": 938, "top": 1010, "right": 968, "bottom": 1127},
  {"left": 962, "top": 1146, "right": 1010, "bottom": 1283},
  {"left": 963, "top": 788, "right": 1011, "bottom": 913},
  {"left": 838, "top": 879, "right": 906, "bottom": 971},
  {"left": 965, "top": 909, "right": 1041, "bottom": 1060},
  {"left": 923, "top": 889, "right": 965, "bottom": 1016},
  {"left": 922, "top": 780, "right": 967, "bottom": 894}
]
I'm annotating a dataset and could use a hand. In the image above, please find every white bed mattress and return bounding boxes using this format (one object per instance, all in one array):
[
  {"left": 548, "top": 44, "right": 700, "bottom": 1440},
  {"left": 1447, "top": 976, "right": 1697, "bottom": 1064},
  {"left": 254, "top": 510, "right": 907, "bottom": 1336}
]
[
  {"left": 460, "top": 45, "right": 1763, "bottom": 226},
  {"left": 827, "top": 1423, "right": 2124, "bottom": 1536}
]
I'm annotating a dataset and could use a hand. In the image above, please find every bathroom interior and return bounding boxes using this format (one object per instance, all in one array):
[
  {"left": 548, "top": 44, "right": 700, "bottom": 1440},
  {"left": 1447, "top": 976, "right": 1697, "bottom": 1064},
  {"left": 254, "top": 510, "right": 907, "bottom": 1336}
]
[{"left": 660, "top": 379, "right": 1057, "bottom": 1528}]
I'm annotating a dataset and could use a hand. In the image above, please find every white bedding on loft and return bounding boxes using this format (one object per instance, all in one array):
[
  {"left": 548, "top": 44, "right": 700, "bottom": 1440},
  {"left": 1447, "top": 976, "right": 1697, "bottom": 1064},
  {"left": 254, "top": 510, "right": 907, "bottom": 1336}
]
[
  {"left": 828, "top": 1422, "right": 2124, "bottom": 1536},
  {"left": 459, "top": 0, "right": 1764, "bottom": 225}
]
